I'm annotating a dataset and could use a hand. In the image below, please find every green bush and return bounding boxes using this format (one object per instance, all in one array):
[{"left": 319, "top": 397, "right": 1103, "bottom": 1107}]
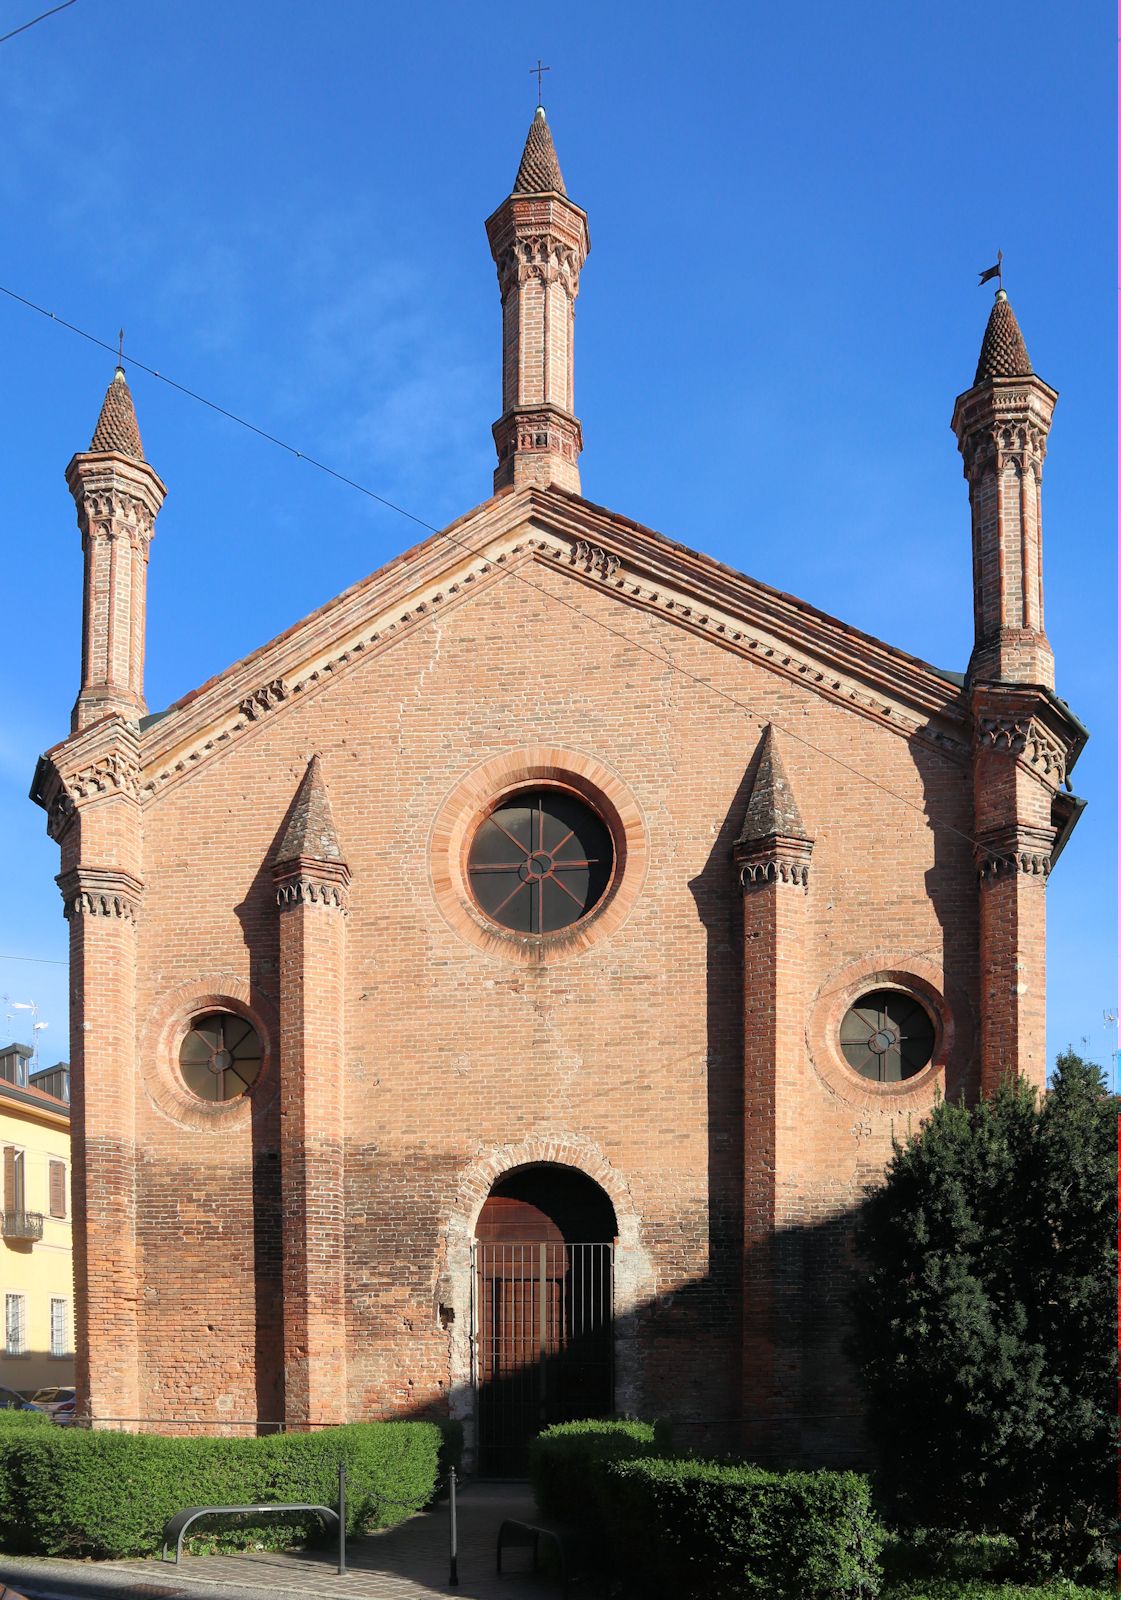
[
  {"left": 853, "top": 1053, "right": 1117, "bottom": 1583},
  {"left": 435, "top": 1417, "right": 464, "bottom": 1480},
  {"left": 600, "top": 1455, "right": 883, "bottom": 1600},
  {"left": 529, "top": 1419, "right": 657, "bottom": 1527},
  {"left": 0, "top": 1420, "right": 440, "bottom": 1558},
  {"left": 882, "top": 1583, "right": 1109, "bottom": 1599},
  {"left": 882, "top": 1528, "right": 1019, "bottom": 1583},
  {"left": 0, "top": 1408, "right": 52, "bottom": 1428}
]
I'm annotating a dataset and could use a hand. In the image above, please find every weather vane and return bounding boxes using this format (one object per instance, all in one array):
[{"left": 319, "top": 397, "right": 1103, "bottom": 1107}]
[
  {"left": 117, "top": 328, "right": 125, "bottom": 370},
  {"left": 531, "top": 58, "right": 550, "bottom": 107},
  {"left": 978, "top": 249, "right": 1003, "bottom": 291}
]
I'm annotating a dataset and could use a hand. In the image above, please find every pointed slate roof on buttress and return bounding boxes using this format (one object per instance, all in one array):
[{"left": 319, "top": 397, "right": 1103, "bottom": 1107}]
[
  {"left": 274, "top": 754, "right": 345, "bottom": 866},
  {"left": 973, "top": 291, "right": 1033, "bottom": 385},
  {"left": 513, "top": 105, "right": 566, "bottom": 195},
  {"left": 89, "top": 367, "right": 145, "bottom": 459},
  {"left": 737, "top": 725, "right": 810, "bottom": 844}
]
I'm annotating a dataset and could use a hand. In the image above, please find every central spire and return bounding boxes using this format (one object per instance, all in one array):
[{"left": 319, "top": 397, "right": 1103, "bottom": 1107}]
[{"left": 485, "top": 107, "right": 590, "bottom": 495}]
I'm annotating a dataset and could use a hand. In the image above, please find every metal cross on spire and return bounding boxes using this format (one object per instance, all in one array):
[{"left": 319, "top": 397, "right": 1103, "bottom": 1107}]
[
  {"left": 530, "top": 58, "right": 550, "bottom": 107},
  {"left": 116, "top": 328, "right": 125, "bottom": 372}
]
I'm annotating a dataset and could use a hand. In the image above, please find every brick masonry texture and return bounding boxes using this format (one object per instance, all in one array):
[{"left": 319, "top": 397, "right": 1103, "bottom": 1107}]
[{"left": 34, "top": 123, "right": 1087, "bottom": 1466}]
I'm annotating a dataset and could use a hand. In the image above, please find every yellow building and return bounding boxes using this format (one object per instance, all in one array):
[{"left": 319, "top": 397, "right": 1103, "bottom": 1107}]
[{"left": 0, "top": 1044, "right": 73, "bottom": 1395}]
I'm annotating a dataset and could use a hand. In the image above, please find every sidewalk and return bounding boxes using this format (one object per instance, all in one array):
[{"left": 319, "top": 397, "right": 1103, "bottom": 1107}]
[{"left": 0, "top": 1482, "right": 595, "bottom": 1600}]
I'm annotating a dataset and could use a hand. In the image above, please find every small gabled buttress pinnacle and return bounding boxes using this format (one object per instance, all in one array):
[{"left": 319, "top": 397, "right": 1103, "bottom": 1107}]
[
  {"left": 737, "top": 726, "right": 810, "bottom": 845},
  {"left": 89, "top": 367, "right": 145, "bottom": 460},
  {"left": 513, "top": 105, "right": 566, "bottom": 195},
  {"left": 274, "top": 755, "right": 346, "bottom": 869},
  {"left": 973, "top": 290, "right": 1033, "bottom": 386}
]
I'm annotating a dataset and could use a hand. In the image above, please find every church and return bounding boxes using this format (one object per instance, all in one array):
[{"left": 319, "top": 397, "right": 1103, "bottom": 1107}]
[{"left": 32, "top": 106, "right": 1087, "bottom": 1470}]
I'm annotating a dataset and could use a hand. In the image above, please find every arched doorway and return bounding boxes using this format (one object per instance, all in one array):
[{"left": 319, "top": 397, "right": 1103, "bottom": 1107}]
[{"left": 474, "top": 1164, "right": 617, "bottom": 1474}]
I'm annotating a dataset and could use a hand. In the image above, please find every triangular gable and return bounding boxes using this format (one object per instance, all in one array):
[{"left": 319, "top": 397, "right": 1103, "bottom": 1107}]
[{"left": 128, "top": 485, "right": 970, "bottom": 801}]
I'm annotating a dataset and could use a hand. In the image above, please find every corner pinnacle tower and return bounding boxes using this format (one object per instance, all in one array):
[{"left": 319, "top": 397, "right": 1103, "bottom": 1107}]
[{"left": 486, "top": 105, "right": 590, "bottom": 493}]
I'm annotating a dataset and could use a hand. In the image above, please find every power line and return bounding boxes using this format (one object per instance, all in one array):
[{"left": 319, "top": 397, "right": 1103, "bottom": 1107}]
[
  {"left": 0, "top": 954, "right": 67, "bottom": 967},
  {"left": 0, "top": 0, "right": 78, "bottom": 47},
  {"left": 1, "top": 283, "right": 983, "bottom": 855}
]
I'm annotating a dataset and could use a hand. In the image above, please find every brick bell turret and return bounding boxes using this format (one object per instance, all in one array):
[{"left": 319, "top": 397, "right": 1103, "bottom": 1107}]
[
  {"left": 67, "top": 365, "right": 166, "bottom": 731},
  {"left": 954, "top": 290, "right": 1068, "bottom": 1095},
  {"left": 952, "top": 288, "right": 1055, "bottom": 690},
  {"left": 486, "top": 104, "right": 590, "bottom": 493}
]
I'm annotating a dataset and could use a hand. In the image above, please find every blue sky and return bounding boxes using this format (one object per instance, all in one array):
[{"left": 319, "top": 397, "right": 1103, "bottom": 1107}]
[{"left": 0, "top": 0, "right": 1114, "bottom": 1077}]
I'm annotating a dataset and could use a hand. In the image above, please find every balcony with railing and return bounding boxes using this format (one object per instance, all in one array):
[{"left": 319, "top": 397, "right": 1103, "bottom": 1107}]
[{"left": 2, "top": 1211, "right": 44, "bottom": 1242}]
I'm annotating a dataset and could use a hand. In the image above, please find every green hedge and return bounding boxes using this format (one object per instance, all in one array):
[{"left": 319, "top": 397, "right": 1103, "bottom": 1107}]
[
  {"left": 882, "top": 1584, "right": 1109, "bottom": 1599},
  {"left": 600, "top": 1455, "right": 884, "bottom": 1600},
  {"left": 0, "top": 1409, "right": 52, "bottom": 1429},
  {"left": 528, "top": 1419, "right": 658, "bottom": 1528},
  {"left": 0, "top": 1420, "right": 440, "bottom": 1558}
]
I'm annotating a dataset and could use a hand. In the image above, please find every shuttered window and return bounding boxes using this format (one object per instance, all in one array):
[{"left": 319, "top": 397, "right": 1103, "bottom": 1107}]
[
  {"left": 49, "top": 1298, "right": 69, "bottom": 1358},
  {"left": 3, "top": 1148, "right": 25, "bottom": 1215},
  {"left": 48, "top": 1161, "right": 66, "bottom": 1219},
  {"left": 4, "top": 1294, "right": 25, "bottom": 1356}
]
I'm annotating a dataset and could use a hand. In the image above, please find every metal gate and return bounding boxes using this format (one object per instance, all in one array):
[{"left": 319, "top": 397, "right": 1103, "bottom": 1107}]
[{"left": 473, "top": 1240, "right": 614, "bottom": 1475}]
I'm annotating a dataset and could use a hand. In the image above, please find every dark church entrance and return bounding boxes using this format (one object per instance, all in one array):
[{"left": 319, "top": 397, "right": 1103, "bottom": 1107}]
[{"left": 473, "top": 1164, "right": 617, "bottom": 1475}]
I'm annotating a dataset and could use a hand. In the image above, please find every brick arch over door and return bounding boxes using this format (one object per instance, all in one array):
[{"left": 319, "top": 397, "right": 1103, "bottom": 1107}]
[{"left": 440, "top": 1135, "right": 655, "bottom": 1459}]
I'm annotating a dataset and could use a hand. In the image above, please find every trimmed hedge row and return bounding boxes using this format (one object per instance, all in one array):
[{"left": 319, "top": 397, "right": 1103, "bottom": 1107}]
[
  {"left": 528, "top": 1419, "right": 657, "bottom": 1530},
  {"left": 0, "top": 1419, "right": 440, "bottom": 1558},
  {"left": 882, "top": 1585, "right": 1109, "bottom": 1599},
  {"left": 0, "top": 1408, "right": 52, "bottom": 1429},
  {"left": 603, "top": 1456, "right": 883, "bottom": 1600},
  {"left": 530, "top": 1422, "right": 883, "bottom": 1600}
]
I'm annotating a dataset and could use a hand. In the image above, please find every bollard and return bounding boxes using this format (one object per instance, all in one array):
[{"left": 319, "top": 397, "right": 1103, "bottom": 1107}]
[
  {"left": 448, "top": 1464, "right": 459, "bottom": 1586},
  {"left": 338, "top": 1458, "right": 347, "bottom": 1575}
]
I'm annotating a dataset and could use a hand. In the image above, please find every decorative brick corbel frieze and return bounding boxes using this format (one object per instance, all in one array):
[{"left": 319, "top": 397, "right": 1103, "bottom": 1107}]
[
  {"left": 970, "top": 683, "right": 1083, "bottom": 795},
  {"left": 735, "top": 834, "right": 814, "bottom": 890},
  {"left": 570, "top": 539, "right": 621, "bottom": 579},
  {"left": 239, "top": 678, "right": 288, "bottom": 722},
  {"left": 56, "top": 866, "right": 143, "bottom": 922},
  {"left": 64, "top": 750, "right": 140, "bottom": 801},
  {"left": 976, "top": 713, "right": 1068, "bottom": 785},
  {"left": 33, "top": 734, "right": 141, "bottom": 842},
  {"left": 272, "top": 857, "right": 351, "bottom": 913},
  {"left": 973, "top": 826, "right": 1053, "bottom": 883}
]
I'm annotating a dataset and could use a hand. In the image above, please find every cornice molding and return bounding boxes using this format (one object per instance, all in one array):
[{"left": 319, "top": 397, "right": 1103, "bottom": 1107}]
[
  {"left": 272, "top": 856, "right": 351, "bottom": 913},
  {"left": 973, "top": 826, "right": 1053, "bottom": 883},
  {"left": 735, "top": 833, "right": 814, "bottom": 891},
  {"left": 56, "top": 865, "right": 144, "bottom": 921},
  {"left": 970, "top": 682, "right": 1084, "bottom": 790},
  {"left": 33, "top": 724, "right": 142, "bottom": 841}
]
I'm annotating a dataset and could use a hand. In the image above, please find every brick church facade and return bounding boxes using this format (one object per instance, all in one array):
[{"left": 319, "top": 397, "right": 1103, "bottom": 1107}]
[{"left": 33, "top": 108, "right": 1086, "bottom": 1466}]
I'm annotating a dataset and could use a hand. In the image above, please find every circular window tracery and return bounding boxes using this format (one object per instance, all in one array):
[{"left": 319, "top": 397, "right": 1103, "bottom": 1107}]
[
  {"left": 839, "top": 989, "right": 936, "bottom": 1083},
  {"left": 179, "top": 1012, "right": 262, "bottom": 1102},
  {"left": 467, "top": 788, "right": 614, "bottom": 934}
]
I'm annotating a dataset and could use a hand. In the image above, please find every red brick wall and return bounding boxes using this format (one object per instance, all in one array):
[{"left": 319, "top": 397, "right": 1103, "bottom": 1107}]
[{"left": 108, "top": 553, "right": 981, "bottom": 1454}]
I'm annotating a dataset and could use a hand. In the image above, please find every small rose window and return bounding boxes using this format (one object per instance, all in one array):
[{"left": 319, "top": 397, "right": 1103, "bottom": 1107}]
[
  {"left": 840, "top": 989, "right": 935, "bottom": 1083},
  {"left": 179, "top": 1012, "right": 262, "bottom": 1102},
  {"left": 467, "top": 788, "right": 614, "bottom": 934}
]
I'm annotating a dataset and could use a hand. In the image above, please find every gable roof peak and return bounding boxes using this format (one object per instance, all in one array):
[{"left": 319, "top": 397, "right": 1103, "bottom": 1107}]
[
  {"left": 273, "top": 754, "right": 346, "bottom": 867},
  {"left": 737, "top": 725, "right": 811, "bottom": 844}
]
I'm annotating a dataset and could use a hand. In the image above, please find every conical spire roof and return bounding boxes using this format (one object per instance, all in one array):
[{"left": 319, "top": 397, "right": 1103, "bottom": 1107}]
[
  {"left": 274, "top": 755, "right": 346, "bottom": 867},
  {"left": 973, "top": 291, "right": 1033, "bottom": 385},
  {"left": 513, "top": 105, "right": 566, "bottom": 195},
  {"left": 737, "top": 726, "right": 810, "bottom": 844},
  {"left": 89, "top": 367, "right": 145, "bottom": 460}
]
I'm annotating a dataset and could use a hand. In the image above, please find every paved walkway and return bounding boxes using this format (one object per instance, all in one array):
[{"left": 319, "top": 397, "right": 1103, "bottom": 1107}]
[{"left": 0, "top": 1483, "right": 596, "bottom": 1600}]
